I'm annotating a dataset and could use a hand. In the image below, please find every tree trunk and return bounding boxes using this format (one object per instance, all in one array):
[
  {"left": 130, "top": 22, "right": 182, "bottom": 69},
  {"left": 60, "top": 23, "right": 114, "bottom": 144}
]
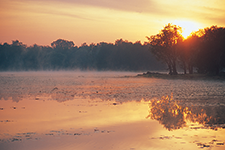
[
  {"left": 183, "top": 62, "right": 187, "bottom": 74},
  {"left": 188, "top": 64, "right": 193, "bottom": 74},
  {"left": 184, "top": 67, "right": 187, "bottom": 74},
  {"left": 172, "top": 59, "right": 178, "bottom": 75},
  {"left": 168, "top": 64, "right": 172, "bottom": 75}
]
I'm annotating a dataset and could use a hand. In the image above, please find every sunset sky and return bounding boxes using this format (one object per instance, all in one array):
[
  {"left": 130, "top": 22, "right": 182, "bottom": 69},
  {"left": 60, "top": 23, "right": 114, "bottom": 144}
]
[{"left": 1, "top": 0, "right": 225, "bottom": 46}]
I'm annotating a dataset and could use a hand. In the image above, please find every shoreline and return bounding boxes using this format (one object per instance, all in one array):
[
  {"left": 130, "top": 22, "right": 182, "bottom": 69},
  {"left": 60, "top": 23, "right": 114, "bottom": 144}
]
[{"left": 135, "top": 71, "right": 225, "bottom": 80}]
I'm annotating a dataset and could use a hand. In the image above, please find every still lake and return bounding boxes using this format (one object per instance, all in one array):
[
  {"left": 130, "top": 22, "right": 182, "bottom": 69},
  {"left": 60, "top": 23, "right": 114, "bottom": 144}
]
[{"left": 0, "top": 71, "right": 225, "bottom": 150}]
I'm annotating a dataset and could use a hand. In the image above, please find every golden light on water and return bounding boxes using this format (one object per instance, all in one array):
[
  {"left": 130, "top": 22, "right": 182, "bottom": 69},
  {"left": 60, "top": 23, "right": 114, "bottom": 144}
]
[
  {"left": 1, "top": 93, "right": 225, "bottom": 149},
  {"left": 0, "top": 71, "right": 225, "bottom": 150}
]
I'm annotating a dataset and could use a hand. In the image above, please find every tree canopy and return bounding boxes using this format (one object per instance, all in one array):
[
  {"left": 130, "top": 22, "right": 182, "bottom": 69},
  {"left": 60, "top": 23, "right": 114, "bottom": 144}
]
[
  {"left": 194, "top": 26, "right": 225, "bottom": 75},
  {"left": 0, "top": 39, "right": 164, "bottom": 71},
  {"left": 147, "top": 24, "right": 225, "bottom": 75},
  {"left": 147, "top": 23, "right": 183, "bottom": 75},
  {"left": 1, "top": 24, "right": 225, "bottom": 75},
  {"left": 51, "top": 39, "right": 75, "bottom": 49},
  {"left": 180, "top": 26, "right": 225, "bottom": 75}
]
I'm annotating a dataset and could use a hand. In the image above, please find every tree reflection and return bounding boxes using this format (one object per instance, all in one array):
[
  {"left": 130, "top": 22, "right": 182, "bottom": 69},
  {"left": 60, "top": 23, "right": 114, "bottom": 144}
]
[
  {"left": 147, "top": 95, "right": 225, "bottom": 131},
  {"left": 147, "top": 95, "right": 186, "bottom": 131}
]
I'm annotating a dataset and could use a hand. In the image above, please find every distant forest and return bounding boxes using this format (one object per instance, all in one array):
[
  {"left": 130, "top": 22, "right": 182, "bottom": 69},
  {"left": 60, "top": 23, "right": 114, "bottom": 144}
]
[
  {"left": 0, "top": 39, "right": 165, "bottom": 71},
  {"left": 1, "top": 25, "right": 225, "bottom": 74}
]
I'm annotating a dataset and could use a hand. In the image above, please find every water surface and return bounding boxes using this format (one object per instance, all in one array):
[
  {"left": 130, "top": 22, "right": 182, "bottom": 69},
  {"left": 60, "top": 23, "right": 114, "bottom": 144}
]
[{"left": 0, "top": 71, "right": 225, "bottom": 150}]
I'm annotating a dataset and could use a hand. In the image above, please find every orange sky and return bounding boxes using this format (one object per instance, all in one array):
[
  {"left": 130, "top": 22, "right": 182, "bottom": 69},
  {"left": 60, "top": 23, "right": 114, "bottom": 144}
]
[{"left": 0, "top": 0, "right": 225, "bottom": 46}]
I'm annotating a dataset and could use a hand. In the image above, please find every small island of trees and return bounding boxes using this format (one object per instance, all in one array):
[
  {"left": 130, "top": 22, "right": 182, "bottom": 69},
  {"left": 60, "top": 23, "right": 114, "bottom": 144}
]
[{"left": 147, "top": 23, "right": 225, "bottom": 76}]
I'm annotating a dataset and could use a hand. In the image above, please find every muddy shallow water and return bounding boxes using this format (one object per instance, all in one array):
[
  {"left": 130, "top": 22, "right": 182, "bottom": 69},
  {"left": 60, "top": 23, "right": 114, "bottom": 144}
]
[{"left": 0, "top": 71, "right": 225, "bottom": 150}]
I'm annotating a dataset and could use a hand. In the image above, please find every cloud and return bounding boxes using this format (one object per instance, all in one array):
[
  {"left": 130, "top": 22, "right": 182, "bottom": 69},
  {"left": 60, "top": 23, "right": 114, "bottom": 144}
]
[
  {"left": 20, "top": 0, "right": 166, "bottom": 15},
  {"left": 36, "top": 8, "right": 95, "bottom": 21},
  {"left": 8, "top": 0, "right": 225, "bottom": 20},
  {"left": 2, "top": 0, "right": 96, "bottom": 21},
  {"left": 204, "top": 15, "right": 225, "bottom": 26},
  {"left": 71, "top": 0, "right": 157, "bottom": 13}
]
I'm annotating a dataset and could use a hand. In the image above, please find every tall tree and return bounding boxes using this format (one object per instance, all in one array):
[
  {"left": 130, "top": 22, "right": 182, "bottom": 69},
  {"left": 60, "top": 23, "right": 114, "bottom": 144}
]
[
  {"left": 147, "top": 23, "right": 183, "bottom": 75},
  {"left": 179, "top": 33, "right": 202, "bottom": 74},
  {"left": 194, "top": 26, "right": 225, "bottom": 75}
]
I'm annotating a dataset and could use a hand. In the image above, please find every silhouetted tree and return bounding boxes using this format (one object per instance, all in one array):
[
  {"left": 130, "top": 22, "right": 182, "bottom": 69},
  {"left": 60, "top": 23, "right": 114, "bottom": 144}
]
[
  {"left": 51, "top": 39, "right": 75, "bottom": 49},
  {"left": 0, "top": 38, "right": 165, "bottom": 71},
  {"left": 195, "top": 26, "right": 225, "bottom": 75},
  {"left": 147, "top": 23, "right": 183, "bottom": 75},
  {"left": 0, "top": 40, "right": 26, "bottom": 70},
  {"left": 23, "top": 44, "right": 41, "bottom": 70},
  {"left": 179, "top": 33, "right": 202, "bottom": 74}
]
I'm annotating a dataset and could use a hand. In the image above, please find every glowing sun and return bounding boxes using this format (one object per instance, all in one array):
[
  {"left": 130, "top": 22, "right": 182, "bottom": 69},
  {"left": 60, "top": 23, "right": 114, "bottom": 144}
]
[{"left": 173, "top": 20, "right": 201, "bottom": 38}]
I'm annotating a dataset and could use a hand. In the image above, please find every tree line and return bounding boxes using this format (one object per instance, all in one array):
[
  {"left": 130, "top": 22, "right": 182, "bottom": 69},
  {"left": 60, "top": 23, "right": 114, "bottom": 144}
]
[
  {"left": 147, "top": 24, "right": 225, "bottom": 75},
  {"left": 1, "top": 24, "right": 224, "bottom": 74},
  {"left": 0, "top": 39, "right": 165, "bottom": 71}
]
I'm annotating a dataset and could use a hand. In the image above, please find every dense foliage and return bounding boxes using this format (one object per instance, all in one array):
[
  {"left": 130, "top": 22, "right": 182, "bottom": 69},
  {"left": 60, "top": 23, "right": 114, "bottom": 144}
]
[
  {"left": 189, "top": 26, "right": 225, "bottom": 75},
  {"left": 147, "top": 24, "right": 225, "bottom": 75},
  {"left": 147, "top": 23, "right": 183, "bottom": 75},
  {"left": 0, "top": 39, "right": 165, "bottom": 71},
  {"left": 1, "top": 25, "right": 224, "bottom": 74}
]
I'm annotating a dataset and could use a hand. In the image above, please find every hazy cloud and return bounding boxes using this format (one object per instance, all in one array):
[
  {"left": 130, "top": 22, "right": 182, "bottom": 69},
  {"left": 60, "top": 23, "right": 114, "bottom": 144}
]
[
  {"left": 20, "top": 0, "right": 166, "bottom": 14},
  {"left": 2, "top": 0, "right": 225, "bottom": 46}
]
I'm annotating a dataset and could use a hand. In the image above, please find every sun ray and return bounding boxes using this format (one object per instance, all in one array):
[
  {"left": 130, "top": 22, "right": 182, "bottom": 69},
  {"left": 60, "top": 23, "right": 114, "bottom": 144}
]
[{"left": 173, "top": 20, "right": 201, "bottom": 38}]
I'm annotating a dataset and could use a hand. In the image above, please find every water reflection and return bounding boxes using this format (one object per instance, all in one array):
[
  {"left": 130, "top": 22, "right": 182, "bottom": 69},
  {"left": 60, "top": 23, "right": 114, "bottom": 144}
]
[
  {"left": 147, "top": 95, "right": 225, "bottom": 131},
  {"left": 1, "top": 94, "right": 225, "bottom": 150},
  {"left": 1, "top": 72, "right": 225, "bottom": 104}
]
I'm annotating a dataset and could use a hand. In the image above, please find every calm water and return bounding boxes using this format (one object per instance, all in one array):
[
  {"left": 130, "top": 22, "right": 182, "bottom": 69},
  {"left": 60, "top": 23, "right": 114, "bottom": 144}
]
[{"left": 0, "top": 71, "right": 225, "bottom": 150}]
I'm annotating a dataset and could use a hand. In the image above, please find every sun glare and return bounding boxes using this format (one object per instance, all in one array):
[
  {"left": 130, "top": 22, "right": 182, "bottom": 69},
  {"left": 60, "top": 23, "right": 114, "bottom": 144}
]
[{"left": 173, "top": 20, "right": 201, "bottom": 38}]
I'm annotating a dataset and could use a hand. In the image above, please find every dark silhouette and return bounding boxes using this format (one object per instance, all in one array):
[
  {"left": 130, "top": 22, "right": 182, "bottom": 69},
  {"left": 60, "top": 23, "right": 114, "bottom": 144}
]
[
  {"left": 0, "top": 39, "right": 165, "bottom": 71},
  {"left": 51, "top": 39, "right": 75, "bottom": 49},
  {"left": 147, "top": 24, "right": 225, "bottom": 76},
  {"left": 193, "top": 26, "right": 225, "bottom": 75},
  {"left": 147, "top": 23, "right": 183, "bottom": 75},
  {"left": 1, "top": 24, "right": 224, "bottom": 74},
  {"left": 177, "top": 26, "right": 225, "bottom": 75},
  {"left": 178, "top": 33, "right": 202, "bottom": 74}
]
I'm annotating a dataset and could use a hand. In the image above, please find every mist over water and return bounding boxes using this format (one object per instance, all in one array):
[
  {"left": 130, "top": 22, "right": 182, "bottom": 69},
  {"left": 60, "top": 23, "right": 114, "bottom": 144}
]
[
  {"left": 1, "top": 71, "right": 224, "bottom": 103},
  {"left": 0, "top": 71, "right": 225, "bottom": 150}
]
